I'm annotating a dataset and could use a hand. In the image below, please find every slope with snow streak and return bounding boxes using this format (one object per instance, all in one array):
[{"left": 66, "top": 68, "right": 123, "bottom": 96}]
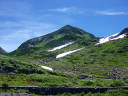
[
  {"left": 47, "top": 42, "right": 74, "bottom": 52},
  {"left": 56, "top": 48, "right": 84, "bottom": 58},
  {"left": 40, "top": 65, "right": 53, "bottom": 71},
  {"left": 96, "top": 33, "right": 126, "bottom": 45}
]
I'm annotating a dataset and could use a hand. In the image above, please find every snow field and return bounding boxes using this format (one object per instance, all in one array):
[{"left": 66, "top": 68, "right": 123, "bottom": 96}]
[
  {"left": 56, "top": 48, "right": 84, "bottom": 58},
  {"left": 40, "top": 65, "right": 53, "bottom": 71},
  {"left": 48, "top": 42, "right": 74, "bottom": 52},
  {"left": 96, "top": 33, "right": 126, "bottom": 45}
]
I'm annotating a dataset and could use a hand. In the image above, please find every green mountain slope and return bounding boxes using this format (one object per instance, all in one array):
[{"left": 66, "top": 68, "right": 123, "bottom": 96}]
[
  {"left": 18, "top": 25, "right": 95, "bottom": 49},
  {"left": 43, "top": 30, "right": 128, "bottom": 79},
  {"left": 1, "top": 55, "right": 128, "bottom": 87},
  {"left": 8, "top": 25, "right": 96, "bottom": 61},
  {"left": 1, "top": 27, "right": 128, "bottom": 88},
  {"left": 0, "top": 47, "right": 7, "bottom": 55},
  {"left": 0, "top": 55, "right": 80, "bottom": 87}
]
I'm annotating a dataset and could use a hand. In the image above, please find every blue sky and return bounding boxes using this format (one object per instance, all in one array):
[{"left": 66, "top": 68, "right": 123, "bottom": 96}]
[{"left": 0, "top": 0, "right": 128, "bottom": 52}]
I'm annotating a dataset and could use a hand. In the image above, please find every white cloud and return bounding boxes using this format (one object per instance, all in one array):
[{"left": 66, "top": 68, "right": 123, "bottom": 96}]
[
  {"left": 0, "top": 0, "right": 30, "bottom": 18},
  {"left": 0, "top": 21, "right": 58, "bottom": 52},
  {"left": 48, "top": 7, "right": 74, "bottom": 13},
  {"left": 0, "top": 1, "right": 81, "bottom": 52},
  {"left": 95, "top": 10, "right": 128, "bottom": 15},
  {"left": 48, "top": 7, "right": 84, "bottom": 14}
]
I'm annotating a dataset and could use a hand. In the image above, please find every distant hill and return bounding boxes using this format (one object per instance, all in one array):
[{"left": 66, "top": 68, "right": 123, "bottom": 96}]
[{"left": 0, "top": 47, "right": 7, "bottom": 55}]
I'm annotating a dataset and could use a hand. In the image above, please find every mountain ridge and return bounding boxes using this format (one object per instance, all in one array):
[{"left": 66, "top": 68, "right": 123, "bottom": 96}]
[
  {"left": 96, "top": 28, "right": 128, "bottom": 45},
  {"left": 9, "top": 25, "right": 96, "bottom": 58},
  {"left": 18, "top": 25, "right": 95, "bottom": 49},
  {"left": 8, "top": 26, "right": 128, "bottom": 60},
  {"left": 44, "top": 34, "right": 128, "bottom": 79}
]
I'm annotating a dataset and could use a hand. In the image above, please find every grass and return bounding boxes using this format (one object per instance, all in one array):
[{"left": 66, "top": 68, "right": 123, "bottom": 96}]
[
  {"left": 1, "top": 53, "right": 127, "bottom": 88},
  {"left": 43, "top": 36, "right": 128, "bottom": 79},
  {"left": 0, "top": 55, "right": 51, "bottom": 74},
  {"left": 0, "top": 37, "right": 128, "bottom": 88},
  {"left": 0, "top": 26, "right": 128, "bottom": 95},
  {"left": 0, "top": 73, "right": 76, "bottom": 87},
  {"left": 0, "top": 73, "right": 127, "bottom": 87},
  {"left": 7, "top": 38, "right": 97, "bottom": 64}
]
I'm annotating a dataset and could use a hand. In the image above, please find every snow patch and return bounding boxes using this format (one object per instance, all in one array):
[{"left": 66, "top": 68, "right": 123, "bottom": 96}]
[
  {"left": 56, "top": 48, "right": 84, "bottom": 58},
  {"left": 48, "top": 42, "right": 74, "bottom": 52},
  {"left": 111, "top": 34, "right": 126, "bottom": 41},
  {"left": 96, "top": 33, "right": 126, "bottom": 45},
  {"left": 40, "top": 65, "right": 53, "bottom": 71}
]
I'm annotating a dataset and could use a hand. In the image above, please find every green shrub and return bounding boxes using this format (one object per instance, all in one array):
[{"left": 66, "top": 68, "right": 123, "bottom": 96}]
[
  {"left": 107, "top": 89, "right": 128, "bottom": 95},
  {"left": 82, "top": 80, "right": 94, "bottom": 86},
  {"left": 110, "top": 80, "right": 125, "bottom": 87},
  {"left": 94, "top": 79, "right": 103, "bottom": 87}
]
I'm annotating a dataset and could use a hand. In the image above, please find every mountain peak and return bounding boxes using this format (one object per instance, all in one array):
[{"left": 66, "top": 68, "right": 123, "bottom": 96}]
[
  {"left": 63, "top": 24, "right": 73, "bottom": 28},
  {"left": 16, "top": 25, "right": 95, "bottom": 50},
  {"left": 60, "top": 25, "right": 74, "bottom": 30},
  {"left": 57, "top": 25, "right": 90, "bottom": 36}
]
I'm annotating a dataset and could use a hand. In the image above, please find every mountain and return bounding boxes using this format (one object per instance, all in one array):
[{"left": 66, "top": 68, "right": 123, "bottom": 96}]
[
  {"left": 44, "top": 31, "right": 128, "bottom": 79},
  {"left": 0, "top": 47, "right": 7, "bottom": 55},
  {"left": 9, "top": 25, "right": 96, "bottom": 58},
  {"left": 1, "top": 26, "right": 128, "bottom": 90},
  {"left": 8, "top": 26, "right": 128, "bottom": 79},
  {"left": 96, "top": 28, "right": 128, "bottom": 44},
  {"left": 18, "top": 25, "right": 95, "bottom": 49}
]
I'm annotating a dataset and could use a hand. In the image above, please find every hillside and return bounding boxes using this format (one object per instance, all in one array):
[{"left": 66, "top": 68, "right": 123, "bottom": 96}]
[
  {"left": 18, "top": 25, "right": 95, "bottom": 49},
  {"left": 43, "top": 28, "right": 128, "bottom": 79},
  {"left": 0, "top": 55, "right": 79, "bottom": 87},
  {"left": 8, "top": 25, "right": 97, "bottom": 62},
  {"left": 0, "top": 26, "right": 128, "bottom": 94},
  {"left": 96, "top": 28, "right": 128, "bottom": 44},
  {"left": 8, "top": 27, "right": 128, "bottom": 79},
  {"left": 0, "top": 47, "right": 7, "bottom": 55}
]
